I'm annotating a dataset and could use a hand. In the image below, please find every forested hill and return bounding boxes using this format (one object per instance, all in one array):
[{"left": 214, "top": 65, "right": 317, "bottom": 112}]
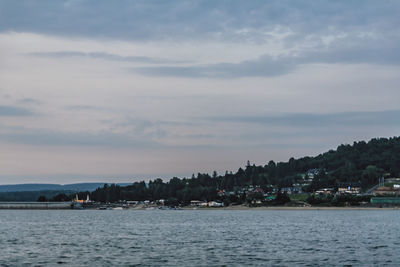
[
  {"left": 298, "top": 136, "right": 400, "bottom": 189},
  {"left": 85, "top": 137, "right": 400, "bottom": 203}
]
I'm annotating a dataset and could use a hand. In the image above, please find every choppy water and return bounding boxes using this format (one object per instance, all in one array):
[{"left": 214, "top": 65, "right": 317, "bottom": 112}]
[{"left": 0, "top": 209, "right": 399, "bottom": 266}]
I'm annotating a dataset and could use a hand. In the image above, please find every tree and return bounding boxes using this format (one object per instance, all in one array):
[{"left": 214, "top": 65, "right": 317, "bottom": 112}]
[
  {"left": 51, "top": 193, "right": 71, "bottom": 202},
  {"left": 275, "top": 192, "right": 290, "bottom": 205},
  {"left": 361, "top": 165, "right": 383, "bottom": 187},
  {"left": 37, "top": 195, "right": 47, "bottom": 202},
  {"left": 165, "top": 197, "right": 179, "bottom": 207}
]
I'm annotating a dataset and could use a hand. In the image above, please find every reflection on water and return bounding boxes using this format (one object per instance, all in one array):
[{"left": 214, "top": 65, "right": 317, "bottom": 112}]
[{"left": 0, "top": 210, "right": 398, "bottom": 266}]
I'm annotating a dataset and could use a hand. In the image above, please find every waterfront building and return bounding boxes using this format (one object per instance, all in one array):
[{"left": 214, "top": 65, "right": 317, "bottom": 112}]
[{"left": 337, "top": 182, "right": 361, "bottom": 194}]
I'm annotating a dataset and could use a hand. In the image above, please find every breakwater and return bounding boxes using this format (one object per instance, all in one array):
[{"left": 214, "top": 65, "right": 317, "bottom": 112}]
[{"left": 0, "top": 202, "right": 72, "bottom": 209}]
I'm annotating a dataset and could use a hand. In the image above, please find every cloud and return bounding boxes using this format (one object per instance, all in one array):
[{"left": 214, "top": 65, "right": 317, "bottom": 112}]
[
  {"left": 1, "top": 1, "right": 399, "bottom": 42},
  {"left": 4, "top": 1, "right": 400, "bottom": 78},
  {"left": 17, "top": 98, "right": 42, "bottom": 105},
  {"left": 206, "top": 110, "right": 400, "bottom": 127},
  {"left": 134, "top": 55, "right": 295, "bottom": 78},
  {"left": 0, "top": 117, "right": 168, "bottom": 148},
  {"left": 65, "top": 105, "right": 107, "bottom": 111},
  {"left": 28, "top": 51, "right": 188, "bottom": 64},
  {"left": 0, "top": 106, "right": 34, "bottom": 116},
  {"left": 133, "top": 36, "right": 400, "bottom": 78},
  {"left": 0, "top": 127, "right": 158, "bottom": 148}
]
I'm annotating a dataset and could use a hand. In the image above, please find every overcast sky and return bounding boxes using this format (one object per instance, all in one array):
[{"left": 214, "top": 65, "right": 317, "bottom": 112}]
[{"left": 1, "top": 0, "right": 400, "bottom": 184}]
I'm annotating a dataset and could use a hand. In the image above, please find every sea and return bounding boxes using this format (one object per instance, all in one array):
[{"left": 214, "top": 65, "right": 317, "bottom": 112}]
[{"left": 0, "top": 209, "right": 398, "bottom": 266}]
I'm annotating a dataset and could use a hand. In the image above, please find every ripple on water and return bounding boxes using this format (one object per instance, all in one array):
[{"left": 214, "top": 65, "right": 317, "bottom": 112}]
[{"left": 0, "top": 210, "right": 399, "bottom": 266}]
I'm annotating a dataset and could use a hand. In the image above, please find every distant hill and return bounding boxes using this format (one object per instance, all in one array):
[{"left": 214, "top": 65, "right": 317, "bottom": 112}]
[
  {"left": 0, "top": 190, "right": 74, "bottom": 202},
  {"left": 0, "top": 183, "right": 132, "bottom": 193}
]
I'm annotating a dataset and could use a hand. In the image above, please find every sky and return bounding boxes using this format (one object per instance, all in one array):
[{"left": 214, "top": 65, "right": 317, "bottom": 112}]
[{"left": 1, "top": 0, "right": 400, "bottom": 184}]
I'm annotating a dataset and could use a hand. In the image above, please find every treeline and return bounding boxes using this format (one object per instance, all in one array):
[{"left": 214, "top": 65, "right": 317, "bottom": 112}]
[
  {"left": 306, "top": 194, "right": 372, "bottom": 207},
  {"left": 0, "top": 190, "right": 74, "bottom": 202},
  {"left": 70, "top": 137, "right": 400, "bottom": 204}
]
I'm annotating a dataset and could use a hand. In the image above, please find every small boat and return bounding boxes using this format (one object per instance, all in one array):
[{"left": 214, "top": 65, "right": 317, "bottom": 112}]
[{"left": 112, "top": 207, "right": 123, "bottom": 210}]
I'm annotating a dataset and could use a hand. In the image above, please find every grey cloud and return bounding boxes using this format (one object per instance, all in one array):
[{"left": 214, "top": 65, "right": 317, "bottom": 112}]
[
  {"left": 0, "top": 106, "right": 34, "bottom": 116},
  {"left": 134, "top": 36, "right": 400, "bottom": 78},
  {"left": 17, "top": 98, "right": 42, "bottom": 105},
  {"left": 3, "top": 1, "right": 400, "bottom": 78},
  {"left": 66, "top": 105, "right": 107, "bottom": 111},
  {"left": 300, "top": 34, "right": 400, "bottom": 66},
  {"left": 0, "top": 124, "right": 214, "bottom": 149},
  {"left": 206, "top": 110, "right": 400, "bottom": 127},
  {"left": 1, "top": 1, "right": 399, "bottom": 41},
  {"left": 134, "top": 55, "right": 295, "bottom": 78},
  {"left": 108, "top": 117, "right": 203, "bottom": 133},
  {"left": 0, "top": 127, "right": 158, "bottom": 148},
  {"left": 28, "top": 51, "right": 188, "bottom": 64},
  {"left": 157, "top": 120, "right": 197, "bottom": 127},
  {"left": 103, "top": 117, "right": 169, "bottom": 139}
]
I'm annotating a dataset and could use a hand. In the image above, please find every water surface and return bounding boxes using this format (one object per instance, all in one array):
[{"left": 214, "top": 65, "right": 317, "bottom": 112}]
[{"left": 0, "top": 210, "right": 398, "bottom": 266}]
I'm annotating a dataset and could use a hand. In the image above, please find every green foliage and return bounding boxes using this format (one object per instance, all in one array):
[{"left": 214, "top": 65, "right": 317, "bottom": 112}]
[
  {"left": 275, "top": 192, "right": 291, "bottom": 204},
  {"left": 306, "top": 194, "right": 333, "bottom": 205},
  {"left": 165, "top": 197, "right": 179, "bottom": 206},
  {"left": 51, "top": 193, "right": 72, "bottom": 201},
  {"left": 0, "top": 190, "right": 74, "bottom": 202},
  {"left": 290, "top": 194, "right": 309, "bottom": 202},
  {"left": 333, "top": 194, "right": 371, "bottom": 205},
  {"left": 306, "top": 194, "right": 371, "bottom": 207},
  {"left": 37, "top": 195, "right": 47, "bottom": 202},
  {"left": 361, "top": 165, "right": 384, "bottom": 187}
]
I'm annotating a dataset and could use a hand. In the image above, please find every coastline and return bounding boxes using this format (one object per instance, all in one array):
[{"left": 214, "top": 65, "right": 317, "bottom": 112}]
[
  {"left": 0, "top": 202, "right": 398, "bottom": 210},
  {"left": 181, "top": 205, "right": 400, "bottom": 211},
  {"left": 0, "top": 206, "right": 398, "bottom": 210}
]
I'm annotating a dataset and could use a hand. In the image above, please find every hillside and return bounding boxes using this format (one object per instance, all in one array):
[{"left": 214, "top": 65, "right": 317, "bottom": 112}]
[{"left": 84, "top": 136, "right": 400, "bottom": 204}]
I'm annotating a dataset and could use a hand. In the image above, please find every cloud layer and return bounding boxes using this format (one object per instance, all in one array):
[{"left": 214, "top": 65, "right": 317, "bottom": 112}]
[
  {"left": 1, "top": 1, "right": 400, "bottom": 183},
  {"left": 2, "top": 1, "right": 399, "bottom": 41}
]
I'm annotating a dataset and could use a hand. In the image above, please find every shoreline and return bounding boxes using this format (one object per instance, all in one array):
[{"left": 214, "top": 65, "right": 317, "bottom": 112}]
[
  {"left": 0, "top": 202, "right": 399, "bottom": 210},
  {"left": 0, "top": 206, "right": 398, "bottom": 210},
  {"left": 181, "top": 206, "right": 400, "bottom": 211}
]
